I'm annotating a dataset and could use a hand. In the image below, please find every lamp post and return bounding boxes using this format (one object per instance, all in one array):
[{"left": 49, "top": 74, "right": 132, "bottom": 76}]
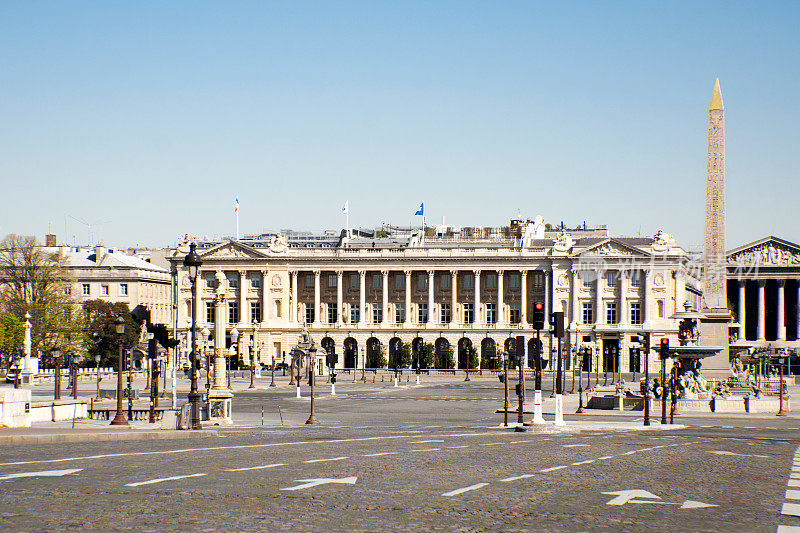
[
  {"left": 183, "top": 242, "right": 203, "bottom": 430},
  {"left": 110, "top": 316, "right": 128, "bottom": 425},
  {"left": 52, "top": 344, "right": 62, "bottom": 400},
  {"left": 12, "top": 353, "right": 20, "bottom": 389},
  {"left": 201, "top": 326, "right": 211, "bottom": 407},
  {"left": 270, "top": 344, "right": 276, "bottom": 387},
  {"left": 306, "top": 346, "right": 319, "bottom": 424},
  {"left": 230, "top": 327, "right": 239, "bottom": 389},
  {"left": 71, "top": 352, "right": 79, "bottom": 399},
  {"left": 502, "top": 351, "right": 509, "bottom": 427},
  {"left": 603, "top": 345, "right": 608, "bottom": 386},
  {"left": 576, "top": 348, "right": 584, "bottom": 413},
  {"left": 250, "top": 325, "right": 258, "bottom": 389},
  {"left": 778, "top": 353, "right": 788, "bottom": 417},
  {"left": 570, "top": 347, "right": 576, "bottom": 393}
]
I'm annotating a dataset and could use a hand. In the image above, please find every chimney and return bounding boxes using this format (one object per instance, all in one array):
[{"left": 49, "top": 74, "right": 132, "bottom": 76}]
[
  {"left": 94, "top": 244, "right": 106, "bottom": 262},
  {"left": 45, "top": 234, "right": 57, "bottom": 247}
]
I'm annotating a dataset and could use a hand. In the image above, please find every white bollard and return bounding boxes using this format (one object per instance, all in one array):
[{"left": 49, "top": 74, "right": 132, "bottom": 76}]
[
  {"left": 415, "top": 374, "right": 420, "bottom": 385},
  {"left": 331, "top": 383, "right": 336, "bottom": 396},
  {"left": 618, "top": 393, "right": 624, "bottom": 412},
  {"left": 394, "top": 377, "right": 398, "bottom": 387},
  {"left": 532, "top": 390, "right": 546, "bottom": 424},
  {"left": 554, "top": 394, "right": 565, "bottom": 426},
  {"left": 296, "top": 386, "right": 301, "bottom": 399}
]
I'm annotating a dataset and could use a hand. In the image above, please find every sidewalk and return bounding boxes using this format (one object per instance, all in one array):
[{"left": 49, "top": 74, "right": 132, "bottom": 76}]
[{"left": 0, "top": 419, "right": 217, "bottom": 446}]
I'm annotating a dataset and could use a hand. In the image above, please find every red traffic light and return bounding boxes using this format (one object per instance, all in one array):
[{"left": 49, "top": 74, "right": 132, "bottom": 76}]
[
  {"left": 660, "top": 338, "right": 669, "bottom": 347},
  {"left": 534, "top": 302, "right": 544, "bottom": 311}
]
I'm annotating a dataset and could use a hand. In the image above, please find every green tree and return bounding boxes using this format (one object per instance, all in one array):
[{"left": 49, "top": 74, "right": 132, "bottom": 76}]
[
  {"left": 376, "top": 343, "right": 388, "bottom": 368},
  {"left": 436, "top": 346, "right": 455, "bottom": 369},
  {"left": 468, "top": 346, "right": 479, "bottom": 369},
  {"left": 83, "top": 300, "right": 142, "bottom": 368},
  {"left": 420, "top": 344, "right": 434, "bottom": 369},
  {"left": 399, "top": 342, "right": 413, "bottom": 368},
  {"left": 0, "top": 312, "right": 24, "bottom": 366}
]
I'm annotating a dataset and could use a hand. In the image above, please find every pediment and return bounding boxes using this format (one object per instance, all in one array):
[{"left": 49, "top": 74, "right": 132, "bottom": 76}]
[
  {"left": 200, "top": 241, "right": 267, "bottom": 260},
  {"left": 727, "top": 236, "right": 800, "bottom": 267},
  {"left": 572, "top": 239, "right": 650, "bottom": 258}
]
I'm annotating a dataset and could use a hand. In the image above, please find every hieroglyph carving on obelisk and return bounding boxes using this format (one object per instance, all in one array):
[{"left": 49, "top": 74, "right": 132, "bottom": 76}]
[{"left": 703, "top": 78, "right": 726, "bottom": 311}]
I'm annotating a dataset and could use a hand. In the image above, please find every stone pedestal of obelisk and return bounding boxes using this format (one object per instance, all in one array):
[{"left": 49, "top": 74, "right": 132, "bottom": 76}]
[
  {"left": 699, "top": 79, "right": 733, "bottom": 377},
  {"left": 208, "top": 271, "right": 233, "bottom": 424}
]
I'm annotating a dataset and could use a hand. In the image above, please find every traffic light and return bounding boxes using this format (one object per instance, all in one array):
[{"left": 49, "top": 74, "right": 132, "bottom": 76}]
[
  {"left": 326, "top": 353, "right": 338, "bottom": 367},
  {"left": 659, "top": 338, "right": 670, "bottom": 360},
  {"left": 532, "top": 302, "right": 545, "bottom": 330},
  {"left": 550, "top": 311, "right": 564, "bottom": 338}
]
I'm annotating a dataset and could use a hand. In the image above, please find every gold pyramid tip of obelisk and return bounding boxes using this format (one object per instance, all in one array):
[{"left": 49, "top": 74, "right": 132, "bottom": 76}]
[{"left": 709, "top": 78, "right": 724, "bottom": 111}]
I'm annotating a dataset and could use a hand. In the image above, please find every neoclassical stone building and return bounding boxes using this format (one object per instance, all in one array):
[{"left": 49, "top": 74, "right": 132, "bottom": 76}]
[{"left": 169, "top": 224, "right": 698, "bottom": 374}]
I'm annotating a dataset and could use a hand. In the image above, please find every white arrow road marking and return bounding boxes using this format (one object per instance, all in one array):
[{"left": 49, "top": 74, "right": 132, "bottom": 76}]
[
  {"left": 0, "top": 468, "right": 82, "bottom": 481},
  {"left": 225, "top": 463, "right": 286, "bottom": 472},
  {"left": 280, "top": 476, "right": 357, "bottom": 491},
  {"left": 303, "top": 457, "right": 348, "bottom": 464},
  {"left": 125, "top": 473, "right": 207, "bottom": 487},
  {"left": 680, "top": 500, "right": 717, "bottom": 509},
  {"left": 603, "top": 490, "right": 660, "bottom": 505},
  {"left": 708, "top": 450, "right": 769, "bottom": 458},
  {"left": 442, "top": 483, "right": 489, "bottom": 497}
]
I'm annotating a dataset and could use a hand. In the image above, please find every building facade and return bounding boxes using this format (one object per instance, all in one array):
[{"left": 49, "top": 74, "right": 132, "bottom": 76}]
[{"left": 169, "top": 225, "right": 697, "bottom": 374}]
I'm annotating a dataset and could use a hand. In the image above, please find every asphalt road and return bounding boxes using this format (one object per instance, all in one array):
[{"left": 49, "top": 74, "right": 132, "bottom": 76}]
[{"left": 1, "top": 378, "right": 799, "bottom": 532}]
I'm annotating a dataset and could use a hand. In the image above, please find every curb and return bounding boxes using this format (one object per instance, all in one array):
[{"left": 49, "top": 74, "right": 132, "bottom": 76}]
[{"left": 0, "top": 430, "right": 218, "bottom": 446}]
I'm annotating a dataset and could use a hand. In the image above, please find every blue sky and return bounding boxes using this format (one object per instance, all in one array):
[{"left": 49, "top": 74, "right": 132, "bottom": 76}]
[{"left": 1, "top": 2, "right": 797, "bottom": 250}]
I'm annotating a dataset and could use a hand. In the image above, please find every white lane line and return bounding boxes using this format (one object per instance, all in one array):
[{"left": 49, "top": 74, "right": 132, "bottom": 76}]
[
  {"left": 0, "top": 432, "right": 495, "bottom": 467},
  {"left": 539, "top": 465, "right": 568, "bottom": 472},
  {"left": 777, "top": 526, "right": 800, "bottom": 532},
  {"left": 446, "top": 445, "right": 470, "bottom": 449},
  {"left": 786, "top": 490, "right": 800, "bottom": 500},
  {"left": 508, "top": 441, "right": 532, "bottom": 444},
  {"left": 125, "top": 473, "right": 207, "bottom": 487},
  {"left": 362, "top": 452, "right": 399, "bottom": 457},
  {"left": 790, "top": 472, "right": 800, "bottom": 479},
  {"left": 562, "top": 444, "right": 590, "bottom": 448},
  {"left": 597, "top": 456, "right": 614, "bottom": 460},
  {"left": 572, "top": 460, "right": 595, "bottom": 466},
  {"left": 0, "top": 468, "right": 82, "bottom": 481},
  {"left": 410, "top": 440, "right": 444, "bottom": 444},
  {"left": 501, "top": 474, "right": 535, "bottom": 482},
  {"left": 442, "top": 483, "right": 489, "bottom": 497},
  {"left": 304, "top": 457, "right": 348, "bottom": 464},
  {"left": 478, "top": 442, "right": 505, "bottom": 446},
  {"left": 782, "top": 503, "right": 800, "bottom": 516},
  {"left": 225, "top": 463, "right": 285, "bottom": 472},
  {"left": 408, "top": 448, "right": 441, "bottom": 452},
  {"left": 790, "top": 480, "right": 800, "bottom": 488}
]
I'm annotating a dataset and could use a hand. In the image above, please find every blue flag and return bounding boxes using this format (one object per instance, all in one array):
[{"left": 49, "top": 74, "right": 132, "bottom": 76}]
[{"left": 414, "top": 202, "right": 424, "bottom": 216}]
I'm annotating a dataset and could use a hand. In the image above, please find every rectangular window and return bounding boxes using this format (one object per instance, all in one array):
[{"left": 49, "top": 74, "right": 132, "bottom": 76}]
[
  {"left": 532, "top": 272, "right": 544, "bottom": 289},
  {"left": 65, "top": 287, "right": 71, "bottom": 296},
  {"left": 440, "top": 274, "right": 450, "bottom": 290},
  {"left": 395, "top": 303, "right": 405, "bottom": 324},
  {"left": 463, "top": 303, "right": 474, "bottom": 324},
  {"left": 120, "top": 283, "right": 128, "bottom": 296},
  {"left": 350, "top": 306, "right": 360, "bottom": 324},
  {"left": 101, "top": 284, "right": 109, "bottom": 296},
  {"left": 486, "top": 273, "right": 497, "bottom": 290},
  {"left": 82, "top": 284, "right": 91, "bottom": 295},
  {"left": 250, "top": 273, "right": 261, "bottom": 289},
  {"left": 510, "top": 302, "right": 521, "bottom": 324},
  {"left": 372, "top": 303, "right": 383, "bottom": 324},
  {"left": 328, "top": 274, "right": 337, "bottom": 289},
  {"left": 327, "top": 303, "right": 337, "bottom": 324},
  {"left": 582, "top": 273, "right": 594, "bottom": 288},
  {"left": 206, "top": 302, "right": 214, "bottom": 324},
  {"left": 305, "top": 274, "right": 314, "bottom": 289},
  {"left": 372, "top": 274, "right": 382, "bottom": 289},
  {"left": 250, "top": 301, "right": 262, "bottom": 323},
  {"left": 205, "top": 273, "right": 216, "bottom": 288},
  {"left": 395, "top": 274, "right": 405, "bottom": 290},
  {"left": 418, "top": 303, "right": 428, "bottom": 324},
  {"left": 606, "top": 271, "right": 617, "bottom": 288},
  {"left": 486, "top": 303, "right": 497, "bottom": 324},
  {"left": 582, "top": 302, "right": 594, "bottom": 324},
  {"left": 657, "top": 300, "right": 664, "bottom": 318},
  {"left": 440, "top": 303, "right": 451, "bottom": 324},
  {"left": 227, "top": 274, "right": 239, "bottom": 289},
  {"left": 606, "top": 302, "right": 617, "bottom": 324},
  {"left": 350, "top": 273, "right": 359, "bottom": 290},
  {"left": 228, "top": 301, "right": 239, "bottom": 324},
  {"left": 417, "top": 273, "right": 428, "bottom": 291},
  {"left": 630, "top": 302, "right": 642, "bottom": 325},
  {"left": 463, "top": 273, "right": 474, "bottom": 289},
  {"left": 305, "top": 305, "right": 315, "bottom": 325},
  {"left": 630, "top": 270, "right": 642, "bottom": 287},
  {"left": 508, "top": 274, "right": 520, "bottom": 289}
]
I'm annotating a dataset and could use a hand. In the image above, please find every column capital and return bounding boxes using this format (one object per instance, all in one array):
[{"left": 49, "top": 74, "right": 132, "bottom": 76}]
[
  {"left": 473, "top": 268, "right": 482, "bottom": 275},
  {"left": 427, "top": 269, "right": 435, "bottom": 276},
  {"left": 521, "top": 269, "right": 528, "bottom": 277},
  {"left": 381, "top": 269, "right": 389, "bottom": 277},
  {"left": 450, "top": 269, "right": 458, "bottom": 276},
  {"left": 336, "top": 270, "right": 344, "bottom": 277},
  {"left": 404, "top": 269, "right": 412, "bottom": 276},
  {"left": 777, "top": 279, "right": 786, "bottom": 287},
  {"left": 498, "top": 271, "right": 504, "bottom": 279},
  {"left": 313, "top": 270, "right": 321, "bottom": 277},
  {"left": 359, "top": 269, "right": 366, "bottom": 277},
  {"left": 757, "top": 279, "right": 767, "bottom": 287}
]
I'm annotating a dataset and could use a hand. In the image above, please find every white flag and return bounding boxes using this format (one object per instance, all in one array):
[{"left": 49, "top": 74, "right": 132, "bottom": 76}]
[{"left": 342, "top": 201, "right": 349, "bottom": 214}]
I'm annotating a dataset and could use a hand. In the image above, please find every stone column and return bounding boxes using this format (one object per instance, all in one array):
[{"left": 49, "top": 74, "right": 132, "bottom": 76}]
[
  {"left": 359, "top": 270, "right": 366, "bottom": 324},
  {"left": 404, "top": 270, "right": 412, "bottom": 326},
  {"left": 313, "top": 271, "right": 321, "bottom": 327},
  {"left": 213, "top": 272, "right": 228, "bottom": 390},
  {"left": 595, "top": 270, "right": 602, "bottom": 325},
  {"left": 737, "top": 280, "right": 746, "bottom": 341},
  {"left": 261, "top": 270, "right": 269, "bottom": 323},
  {"left": 571, "top": 269, "right": 579, "bottom": 326},
  {"left": 451, "top": 270, "right": 458, "bottom": 326},
  {"left": 797, "top": 282, "right": 800, "bottom": 342},
  {"left": 382, "top": 270, "right": 389, "bottom": 325},
  {"left": 544, "top": 270, "right": 550, "bottom": 330},
  {"left": 290, "top": 271, "right": 298, "bottom": 324},
  {"left": 428, "top": 270, "right": 435, "bottom": 325},
  {"left": 520, "top": 270, "right": 528, "bottom": 325},
  {"left": 642, "top": 269, "right": 650, "bottom": 325},
  {"left": 757, "top": 280, "right": 766, "bottom": 341},
  {"left": 618, "top": 269, "right": 628, "bottom": 326},
  {"left": 778, "top": 280, "right": 786, "bottom": 341},
  {"left": 474, "top": 270, "right": 481, "bottom": 326},
  {"left": 336, "top": 270, "right": 344, "bottom": 326},
  {"left": 195, "top": 270, "right": 202, "bottom": 325},
  {"left": 239, "top": 270, "right": 246, "bottom": 325},
  {"left": 497, "top": 271, "right": 505, "bottom": 326}
]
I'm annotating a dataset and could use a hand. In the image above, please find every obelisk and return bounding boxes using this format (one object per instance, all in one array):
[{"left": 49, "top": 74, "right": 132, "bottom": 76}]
[{"left": 699, "top": 78, "right": 732, "bottom": 375}]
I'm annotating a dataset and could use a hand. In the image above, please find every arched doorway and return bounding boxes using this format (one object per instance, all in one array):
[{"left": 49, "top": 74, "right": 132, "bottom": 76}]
[
  {"left": 388, "top": 337, "right": 403, "bottom": 369},
  {"left": 504, "top": 337, "right": 517, "bottom": 369},
  {"left": 434, "top": 337, "right": 451, "bottom": 369},
  {"left": 457, "top": 338, "right": 472, "bottom": 369},
  {"left": 411, "top": 337, "right": 425, "bottom": 369},
  {"left": 321, "top": 337, "right": 335, "bottom": 366},
  {"left": 343, "top": 337, "right": 357, "bottom": 369},
  {"left": 366, "top": 337, "right": 382, "bottom": 368},
  {"left": 481, "top": 337, "right": 497, "bottom": 369}
]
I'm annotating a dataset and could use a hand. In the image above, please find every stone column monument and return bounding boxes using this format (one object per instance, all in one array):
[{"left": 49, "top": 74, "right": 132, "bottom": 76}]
[
  {"left": 699, "top": 79, "right": 733, "bottom": 376},
  {"left": 209, "top": 271, "right": 233, "bottom": 423}
]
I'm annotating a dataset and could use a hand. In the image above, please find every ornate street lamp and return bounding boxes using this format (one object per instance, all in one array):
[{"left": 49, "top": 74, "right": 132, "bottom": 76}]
[
  {"left": 52, "top": 343, "right": 62, "bottom": 400},
  {"left": 110, "top": 316, "right": 129, "bottom": 425},
  {"left": 229, "top": 327, "right": 239, "bottom": 389},
  {"left": 306, "top": 345, "right": 319, "bottom": 424},
  {"left": 201, "top": 326, "right": 211, "bottom": 403},
  {"left": 71, "top": 352, "right": 80, "bottom": 399},
  {"left": 183, "top": 242, "right": 203, "bottom": 430}
]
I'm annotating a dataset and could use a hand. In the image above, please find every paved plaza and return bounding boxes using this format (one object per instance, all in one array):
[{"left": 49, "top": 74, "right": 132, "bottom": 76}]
[{"left": 1, "top": 374, "right": 800, "bottom": 532}]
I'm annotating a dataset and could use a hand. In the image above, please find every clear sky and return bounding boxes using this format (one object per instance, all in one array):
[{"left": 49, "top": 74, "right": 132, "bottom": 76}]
[{"left": 1, "top": 2, "right": 797, "bottom": 251}]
